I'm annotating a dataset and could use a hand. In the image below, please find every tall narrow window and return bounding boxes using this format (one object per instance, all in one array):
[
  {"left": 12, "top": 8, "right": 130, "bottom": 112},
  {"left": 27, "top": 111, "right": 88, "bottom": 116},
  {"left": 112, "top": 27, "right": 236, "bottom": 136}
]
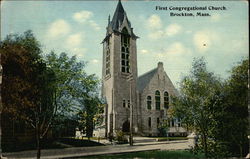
[
  {"left": 148, "top": 117, "right": 151, "bottom": 128},
  {"left": 123, "top": 100, "right": 126, "bottom": 108},
  {"left": 155, "top": 90, "right": 160, "bottom": 110},
  {"left": 157, "top": 118, "right": 160, "bottom": 128},
  {"left": 105, "top": 39, "right": 110, "bottom": 75},
  {"left": 128, "top": 100, "right": 130, "bottom": 108},
  {"left": 164, "top": 91, "right": 169, "bottom": 109},
  {"left": 147, "top": 96, "right": 152, "bottom": 110},
  {"left": 121, "top": 28, "right": 130, "bottom": 73}
]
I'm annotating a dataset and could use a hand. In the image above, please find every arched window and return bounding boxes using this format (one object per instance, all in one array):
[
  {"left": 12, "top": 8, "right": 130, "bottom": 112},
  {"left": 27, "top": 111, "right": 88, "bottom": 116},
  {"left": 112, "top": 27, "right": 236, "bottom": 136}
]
[
  {"left": 157, "top": 118, "right": 160, "bottom": 128},
  {"left": 164, "top": 91, "right": 169, "bottom": 109},
  {"left": 148, "top": 117, "right": 151, "bottom": 128},
  {"left": 121, "top": 27, "right": 130, "bottom": 73},
  {"left": 147, "top": 96, "right": 152, "bottom": 110},
  {"left": 155, "top": 90, "right": 160, "bottom": 110}
]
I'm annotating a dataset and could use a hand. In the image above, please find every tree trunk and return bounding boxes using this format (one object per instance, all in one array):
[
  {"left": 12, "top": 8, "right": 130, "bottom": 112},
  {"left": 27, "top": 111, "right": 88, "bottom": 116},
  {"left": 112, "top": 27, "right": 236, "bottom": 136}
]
[
  {"left": 202, "top": 132, "right": 208, "bottom": 158},
  {"left": 240, "top": 145, "right": 243, "bottom": 158},
  {"left": 36, "top": 126, "right": 41, "bottom": 159}
]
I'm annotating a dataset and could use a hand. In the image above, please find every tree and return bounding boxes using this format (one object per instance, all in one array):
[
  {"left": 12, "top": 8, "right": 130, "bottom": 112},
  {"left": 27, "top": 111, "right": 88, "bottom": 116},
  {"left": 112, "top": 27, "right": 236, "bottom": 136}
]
[
  {"left": 0, "top": 31, "right": 57, "bottom": 159},
  {"left": 44, "top": 52, "right": 86, "bottom": 121},
  {"left": 209, "top": 59, "right": 249, "bottom": 157},
  {"left": 75, "top": 74, "right": 101, "bottom": 139},
  {"left": 173, "top": 57, "right": 249, "bottom": 158},
  {"left": 172, "top": 57, "right": 222, "bottom": 157},
  {"left": 44, "top": 52, "right": 103, "bottom": 139}
]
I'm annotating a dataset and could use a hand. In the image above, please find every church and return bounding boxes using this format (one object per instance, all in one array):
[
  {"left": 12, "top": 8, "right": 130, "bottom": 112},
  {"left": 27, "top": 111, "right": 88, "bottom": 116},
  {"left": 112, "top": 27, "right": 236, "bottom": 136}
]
[{"left": 100, "top": 0, "right": 187, "bottom": 137}]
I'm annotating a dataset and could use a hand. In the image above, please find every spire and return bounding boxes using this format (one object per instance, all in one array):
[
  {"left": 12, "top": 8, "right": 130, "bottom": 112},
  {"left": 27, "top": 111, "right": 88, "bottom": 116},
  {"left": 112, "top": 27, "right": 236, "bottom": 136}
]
[
  {"left": 103, "top": 0, "right": 138, "bottom": 41},
  {"left": 110, "top": 0, "right": 127, "bottom": 31}
]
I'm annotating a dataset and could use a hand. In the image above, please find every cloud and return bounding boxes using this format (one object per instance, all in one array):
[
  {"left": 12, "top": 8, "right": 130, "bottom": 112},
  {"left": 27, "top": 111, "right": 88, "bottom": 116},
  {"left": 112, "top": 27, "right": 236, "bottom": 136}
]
[
  {"left": 73, "top": 10, "right": 100, "bottom": 31},
  {"left": 66, "top": 33, "right": 84, "bottom": 48},
  {"left": 157, "top": 42, "right": 189, "bottom": 57},
  {"left": 148, "top": 30, "right": 164, "bottom": 39},
  {"left": 71, "top": 48, "right": 86, "bottom": 58},
  {"left": 64, "top": 33, "right": 86, "bottom": 58},
  {"left": 193, "top": 30, "right": 219, "bottom": 52},
  {"left": 140, "top": 49, "right": 149, "bottom": 54},
  {"left": 91, "top": 59, "right": 99, "bottom": 64},
  {"left": 47, "top": 19, "right": 71, "bottom": 38},
  {"left": 89, "top": 20, "right": 101, "bottom": 31},
  {"left": 147, "top": 15, "right": 162, "bottom": 29},
  {"left": 73, "top": 10, "right": 93, "bottom": 23},
  {"left": 148, "top": 23, "right": 182, "bottom": 39},
  {"left": 166, "top": 42, "right": 186, "bottom": 54},
  {"left": 211, "top": 13, "right": 221, "bottom": 22},
  {"left": 165, "top": 24, "right": 182, "bottom": 36}
]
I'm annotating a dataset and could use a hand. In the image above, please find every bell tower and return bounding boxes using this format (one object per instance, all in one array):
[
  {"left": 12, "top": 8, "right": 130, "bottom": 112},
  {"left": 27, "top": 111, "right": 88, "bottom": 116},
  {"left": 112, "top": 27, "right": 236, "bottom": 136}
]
[{"left": 102, "top": 0, "right": 138, "bottom": 137}]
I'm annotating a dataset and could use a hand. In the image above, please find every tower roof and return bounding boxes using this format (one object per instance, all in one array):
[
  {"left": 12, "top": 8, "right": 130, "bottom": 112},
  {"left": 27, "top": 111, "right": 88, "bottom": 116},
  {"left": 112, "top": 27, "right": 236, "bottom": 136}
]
[
  {"left": 103, "top": 0, "right": 138, "bottom": 43},
  {"left": 110, "top": 0, "right": 126, "bottom": 30}
]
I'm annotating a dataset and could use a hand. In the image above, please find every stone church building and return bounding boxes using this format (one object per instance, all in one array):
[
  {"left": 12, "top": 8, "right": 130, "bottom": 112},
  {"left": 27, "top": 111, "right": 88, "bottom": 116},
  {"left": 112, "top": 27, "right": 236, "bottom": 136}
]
[{"left": 100, "top": 0, "right": 186, "bottom": 137}]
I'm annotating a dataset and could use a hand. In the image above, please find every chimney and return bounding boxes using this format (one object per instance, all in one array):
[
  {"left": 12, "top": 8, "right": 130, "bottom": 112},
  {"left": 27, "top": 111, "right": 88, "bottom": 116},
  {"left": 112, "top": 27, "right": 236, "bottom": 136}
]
[
  {"left": 158, "top": 62, "right": 163, "bottom": 68},
  {"left": 157, "top": 62, "right": 164, "bottom": 72}
]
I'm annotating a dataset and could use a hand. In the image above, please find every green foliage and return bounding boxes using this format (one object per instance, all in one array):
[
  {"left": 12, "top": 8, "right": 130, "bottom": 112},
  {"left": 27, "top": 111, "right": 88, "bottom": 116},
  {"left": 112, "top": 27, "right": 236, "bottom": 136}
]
[
  {"left": 44, "top": 51, "right": 104, "bottom": 138},
  {"left": 208, "top": 59, "right": 249, "bottom": 157},
  {"left": 172, "top": 57, "right": 222, "bottom": 157},
  {"left": 173, "top": 57, "right": 249, "bottom": 158},
  {"left": 1, "top": 30, "right": 57, "bottom": 132},
  {"left": 157, "top": 119, "right": 170, "bottom": 137},
  {"left": 1, "top": 31, "right": 59, "bottom": 158},
  {"left": 1, "top": 30, "right": 104, "bottom": 158},
  {"left": 115, "top": 130, "right": 128, "bottom": 144}
]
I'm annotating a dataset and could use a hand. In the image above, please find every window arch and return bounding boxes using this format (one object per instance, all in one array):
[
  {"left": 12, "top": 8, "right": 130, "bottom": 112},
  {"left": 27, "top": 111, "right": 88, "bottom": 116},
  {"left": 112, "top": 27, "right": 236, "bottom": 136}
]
[
  {"left": 155, "top": 90, "right": 160, "bottom": 110},
  {"left": 121, "top": 27, "right": 130, "bottom": 73},
  {"left": 147, "top": 96, "right": 152, "bottom": 110},
  {"left": 164, "top": 91, "right": 169, "bottom": 109}
]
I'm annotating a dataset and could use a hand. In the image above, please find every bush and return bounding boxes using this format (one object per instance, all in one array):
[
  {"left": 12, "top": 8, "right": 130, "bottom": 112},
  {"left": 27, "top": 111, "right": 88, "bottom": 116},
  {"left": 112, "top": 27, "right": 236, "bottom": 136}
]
[{"left": 115, "top": 130, "right": 128, "bottom": 144}]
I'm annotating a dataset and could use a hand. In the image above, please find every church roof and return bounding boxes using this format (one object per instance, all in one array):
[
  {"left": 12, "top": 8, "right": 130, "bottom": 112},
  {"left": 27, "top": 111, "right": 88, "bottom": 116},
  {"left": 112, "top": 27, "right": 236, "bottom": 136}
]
[
  {"left": 137, "top": 68, "right": 158, "bottom": 93},
  {"left": 110, "top": 0, "right": 131, "bottom": 31},
  {"left": 102, "top": 0, "right": 138, "bottom": 41}
]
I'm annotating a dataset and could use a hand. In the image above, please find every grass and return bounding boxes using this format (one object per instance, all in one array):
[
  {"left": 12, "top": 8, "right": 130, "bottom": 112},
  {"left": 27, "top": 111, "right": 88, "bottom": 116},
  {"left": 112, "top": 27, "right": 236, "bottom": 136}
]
[
  {"left": 153, "top": 136, "right": 188, "bottom": 141},
  {"left": 83, "top": 150, "right": 205, "bottom": 159},
  {"left": 3, "top": 138, "right": 104, "bottom": 152}
]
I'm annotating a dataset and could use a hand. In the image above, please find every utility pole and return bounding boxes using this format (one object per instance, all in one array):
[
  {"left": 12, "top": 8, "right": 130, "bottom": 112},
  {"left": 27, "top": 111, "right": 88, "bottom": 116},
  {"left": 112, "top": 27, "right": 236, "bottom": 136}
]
[
  {"left": 127, "top": 74, "right": 133, "bottom": 146},
  {"left": 0, "top": 64, "right": 3, "bottom": 158},
  {"left": 246, "top": 68, "right": 250, "bottom": 159}
]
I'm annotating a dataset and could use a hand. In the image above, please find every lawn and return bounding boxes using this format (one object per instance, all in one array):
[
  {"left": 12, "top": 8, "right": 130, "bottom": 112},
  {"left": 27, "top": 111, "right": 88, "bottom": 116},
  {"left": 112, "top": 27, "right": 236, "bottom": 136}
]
[
  {"left": 83, "top": 150, "right": 205, "bottom": 159},
  {"left": 3, "top": 138, "right": 104, "bottom": 152},
  {"left": 153, "top": 136, "right": 188, "bottom": 141}
]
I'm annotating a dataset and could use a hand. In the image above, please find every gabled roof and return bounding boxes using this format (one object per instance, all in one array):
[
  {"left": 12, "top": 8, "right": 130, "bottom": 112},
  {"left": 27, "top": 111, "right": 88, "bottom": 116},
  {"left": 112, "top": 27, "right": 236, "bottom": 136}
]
[{"left": 137, "top": 68, "right": 157, "bottom": 93}]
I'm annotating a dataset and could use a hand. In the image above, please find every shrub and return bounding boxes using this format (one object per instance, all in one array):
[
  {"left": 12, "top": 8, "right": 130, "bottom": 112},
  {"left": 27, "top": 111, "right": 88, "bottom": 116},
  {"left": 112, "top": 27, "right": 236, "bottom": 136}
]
[{"left": 115, "top": 130, "right": 128, "bottom": 144}]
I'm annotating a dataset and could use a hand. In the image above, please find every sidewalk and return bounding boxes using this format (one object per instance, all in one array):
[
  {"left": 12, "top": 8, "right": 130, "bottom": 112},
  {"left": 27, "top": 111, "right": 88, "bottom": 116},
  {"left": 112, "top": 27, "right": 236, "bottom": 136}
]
[{"left": 3, "top": 140, "right": 189, "bottom": 159}]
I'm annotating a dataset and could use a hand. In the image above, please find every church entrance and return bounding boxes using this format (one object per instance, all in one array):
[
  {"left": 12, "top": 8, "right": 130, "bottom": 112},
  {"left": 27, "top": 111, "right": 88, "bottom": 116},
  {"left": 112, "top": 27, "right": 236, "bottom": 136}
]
[{"left": 122, "top": 120, "right": 130, "bottom": 132}]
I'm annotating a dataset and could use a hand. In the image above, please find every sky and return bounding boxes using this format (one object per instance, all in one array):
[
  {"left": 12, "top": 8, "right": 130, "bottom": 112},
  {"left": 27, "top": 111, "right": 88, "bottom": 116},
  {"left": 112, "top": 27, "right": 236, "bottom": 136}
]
[{"left": 1, "top": 0, "right": 248, "bottom": 88}]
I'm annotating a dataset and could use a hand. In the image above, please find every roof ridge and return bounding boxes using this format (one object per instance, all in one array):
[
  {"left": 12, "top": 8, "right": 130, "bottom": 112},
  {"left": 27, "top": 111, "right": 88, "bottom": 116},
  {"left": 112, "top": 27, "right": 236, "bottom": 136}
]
[{"left": 138, "top": 67, "right": 157, "bottom": 79}]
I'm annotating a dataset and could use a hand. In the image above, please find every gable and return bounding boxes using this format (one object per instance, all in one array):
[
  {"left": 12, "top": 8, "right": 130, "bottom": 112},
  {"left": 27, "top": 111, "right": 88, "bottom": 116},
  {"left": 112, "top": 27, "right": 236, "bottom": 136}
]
[
  {"left": 137, "top": 68, "right": 157, "bottom": 93},
  {"left": 137, "top": 67, "right": 178, "bottom": 96}
]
